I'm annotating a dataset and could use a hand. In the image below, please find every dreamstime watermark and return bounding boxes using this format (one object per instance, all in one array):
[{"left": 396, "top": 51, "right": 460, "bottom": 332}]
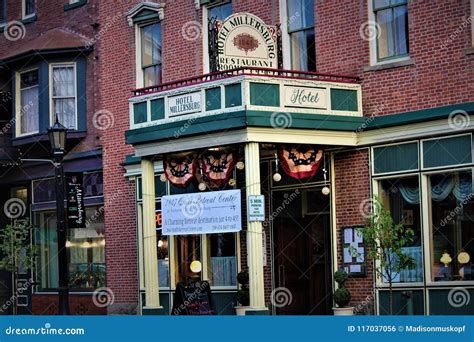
[
  {"left": 181, "top": 200, "right": 204, "bottom": 219},
  {"left": 5, "top": 323, "right": 85, "bottom": 336},
  {"left": 3, "top": 198, "right": 27, "bottom": 219},
  {"left": 0, "top": 101, "right": 33, "bottom": 136},
  {"left": 440, "top": 16, "right": 473, "bottom": 49},
  {"left": 0, "top": 278, "right": 34, "bottom": 313},
  {"left": 174, "top": 117, "right": 197, "bottom": 139},
  {"left": 440, "top": 192, "right": 473, "bottom": 227},
  {"left": 85, "top": 14, "right": 122, "bottom": 49},
  {"left": 448, "top": 110, "right": 470, "bottom": 130},
  {"left": 359, "top": 20, "right": 380, "bottom": 41},
  {"left": 263, "top": 190, "right": 300, "bottom": 228},
  {"left": 447, "top": 287, "right": 470, "bottom": 308},
  {"left": 271, "top": 287, "right": 293, "bottom": 308},
  {"left": 270, "top": 112, "right": 293, "bottom": 129},
  {"left": 4, "top": 21, "right": 26, "bottom": 41},
  {"left": 359, "top": 198, "right": 380, "bottom": 219},
  {"left": 354, "top": 290, "right": 375, "bottom": 314},
  {"left": 92, "top": 109, "right": 115, "bottom": 130},
  {"left": 85, "top": 189, "right": 123, "bottom": 228},
  {"left": 92, "top": 287, "right": 115, "bottom": 308},
  {"left": 181, "top": 21, "right": 202, "bottom": 41},
  {"left": 352, "top": 104, "right": 385, "bottom": 137}
]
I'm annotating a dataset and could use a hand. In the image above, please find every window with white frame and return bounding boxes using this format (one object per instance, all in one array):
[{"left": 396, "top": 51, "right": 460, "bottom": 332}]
[
  {"left": 140, "top": 22, "right": 162, "bottom": 87},
  {"left": 287, "top": 0, "right": 316, "bottom": 72},
  {"left": 17, "top": 69, "right": 39, "bottom": 136},
  {"left": 0, "top": 0, "right": 6, "bottom": 25},
  {"left": 372, "top": 0, "right": 409, "bottom": 61},
  {"left": 23, "top": 0, "right": 35, "bottom": 19},
  {"left": 50, "top": 64, "right": 77, "bottom": 129}
]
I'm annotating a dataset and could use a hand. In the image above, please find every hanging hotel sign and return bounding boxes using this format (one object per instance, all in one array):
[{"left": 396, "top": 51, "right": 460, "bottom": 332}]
[
  {"left": 284, "top": 86, "right": 327, "bottom": 109},
  {"left": 168, "top": 92, "right": 201, "bottom": 117},
  {"left": 217, "top": 13, "right": 278, "bottom": 70},
  {"left": 66, "top": 173, "right": 85, "bottom": 229},
  {"left": 161, "top": 189, "right": 242, "bottom": 235}
]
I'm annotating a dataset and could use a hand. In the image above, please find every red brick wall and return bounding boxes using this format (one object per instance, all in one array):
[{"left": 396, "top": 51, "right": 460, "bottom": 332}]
[{"left": 333, "top": 149, "right": 373, "bottom": 313}]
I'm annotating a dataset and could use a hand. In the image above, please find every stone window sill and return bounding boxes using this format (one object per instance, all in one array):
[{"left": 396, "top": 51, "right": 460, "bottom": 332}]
[{"left": 364, "top": 58, "right": 414, "bottom": 72}]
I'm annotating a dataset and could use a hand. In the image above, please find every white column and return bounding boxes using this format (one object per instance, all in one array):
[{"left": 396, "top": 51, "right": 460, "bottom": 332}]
[
  {"left": 245, "top": 142, "right": 266, "bottom": 310},
  {"left": 141, "top": 158, "right": 161, "bottom": 311}
]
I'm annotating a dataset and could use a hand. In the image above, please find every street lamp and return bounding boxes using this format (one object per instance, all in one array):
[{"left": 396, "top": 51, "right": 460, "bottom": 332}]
[{"left": 48, "top": 116, "right": 69, "bottom": 315}]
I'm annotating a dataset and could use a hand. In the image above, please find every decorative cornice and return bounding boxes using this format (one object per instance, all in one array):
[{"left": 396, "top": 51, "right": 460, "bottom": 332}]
[{"left": 125, "top": 2, "right": 165, "bottom": 27}]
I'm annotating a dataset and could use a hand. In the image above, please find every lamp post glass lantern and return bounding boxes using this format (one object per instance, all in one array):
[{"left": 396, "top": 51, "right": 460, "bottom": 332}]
[{"left": 48, "top": 116, "right": 69, "bottom": 315}]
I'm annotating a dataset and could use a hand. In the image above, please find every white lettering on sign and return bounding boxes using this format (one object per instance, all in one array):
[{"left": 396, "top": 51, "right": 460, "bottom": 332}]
[
  {"left": 161, "top": 190, "right": 242, "bottom": 235},
  {"left": 217, "top": 13, "right": 278, "bottom": 71},
  {"left": 248, "top": 195, "right": 265, "bottom": 222},
  {"left": 168, "top": 92, "right": 201, "bottom": 117},
  {"left": 284, "top": 86, "right": 327, "bottom": 109}
]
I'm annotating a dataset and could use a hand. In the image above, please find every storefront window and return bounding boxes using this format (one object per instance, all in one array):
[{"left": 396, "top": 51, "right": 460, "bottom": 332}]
[
  {"left": 430, "top": 170, "right": 473, "bottom": 282},
  {"left": 36, "top": 206, "right": 106, "bottom": 290},
  {"left": 156, "top": 201, "right": 170, "bottom": 288},
  {"left": 176, "top": 235, "right": 201, "bottom": 284},
  {"left": 207, "top": 233, "right": 237, "bottom": 287},
  {"left": 380, "top": 176, "right": 423, "bottom": 282}
]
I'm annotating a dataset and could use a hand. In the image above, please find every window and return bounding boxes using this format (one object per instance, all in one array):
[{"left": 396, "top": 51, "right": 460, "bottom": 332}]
[
  {"left": 208, "top": 1, "right": 232, "bottom": 20},
  {"left": 207, "top": 233, "right": 237, "bottom": 286},
  {"left": 373, "top": 0, "right": 409, "bottom": 61},
  {"left": 36, "top": 206, "right": 106, "bottom": 290},
  {"left": 287, "top": 0, "right": 316, "bottom": 72},
  {"left": 23, "top": 0, "right": 35, "bottom": 19},
  {"left": 140, "top": 23, "right": 162, "bottom": 87},
  {"left": 379, "top": 176, "right": 423, "bottom": 283},
  {"left": 430, "top": 170, "right": 473, "bottom": 282},
  {"left": 17, "top": 69, "right": 39, "bottom": 136},
  {"left": 50, "top": 64, "right": 77, "bottom": 129},
  {"left": 176, "top": 235, "right": 202, "bottom": 284},
  {"left": 0, "top": 0, "right": 6, "bottom": 25}
]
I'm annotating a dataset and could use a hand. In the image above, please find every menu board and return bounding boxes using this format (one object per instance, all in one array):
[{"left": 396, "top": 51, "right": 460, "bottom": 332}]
[
  {"left": 172, "top": 281, "right": 215, "bottom": 315},
  {"left": 342, "top": 226, "right": 366, "bottom": 277}
]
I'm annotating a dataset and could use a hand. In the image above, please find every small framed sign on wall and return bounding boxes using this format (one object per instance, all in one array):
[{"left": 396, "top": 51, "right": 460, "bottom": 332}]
[{"left": 342, "top": 226, "right": 366, "bottom": 277}]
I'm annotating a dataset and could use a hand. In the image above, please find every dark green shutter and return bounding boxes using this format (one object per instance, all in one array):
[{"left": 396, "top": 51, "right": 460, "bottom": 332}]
[
  {"left": 373, "top": 142, "right": 419, "bottom": 174},
  {"left": 134, "top": 102, "right": 148, "bottom": 124},
  {"left": 225, "top": 84, "right": 242, "bottom": 108},
  {"left": 250, "top": 83, "right": 280, "bottom": 107},
  {"left": 151, "top": 98, "right": 165, "bottom": 121},
  {"left": 331, "top": 89, "right": 358, "bottom": 112},
  {"left": 206, "top": 87, "right": 221, "bottom": 111},
  {"left": 423, "top": 135, "right": 472, "bottom": 168}
]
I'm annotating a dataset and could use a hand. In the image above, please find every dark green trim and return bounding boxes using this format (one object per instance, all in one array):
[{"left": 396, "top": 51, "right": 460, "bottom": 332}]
[
  {"left": 64, "top": 0, "right": 87, "bottom": 11},
  {"left": 373, "top": 142, "right": 419, "bottom": 174},
  {"left": 133, "top": 11, "right": 161, "bottom": 24},
  {"left": 423, "top": 135, "right": 472, "bottom": 168},
  {"left": 125, "top": 110, "right": 364, "bottom": 145},
  {"left": 225, "top": 83, "right": 242, "bottom": 108},
  {"left": 331, "top": 88, "right": 358, "bottom": 112},
  {"left": 123, "top": 154, "right": 141, "bottom": 166},
  {"left": 21, "top": 15, "right": 37, "bottom": 25},
  {"left": 64, "top": 149, "right": 102, "bottom": 161},
  {"left": 245, "top": 309, "right": 270, "bottom": 315},
  {"left": 367, "top": 102, "right": 474, "bottom": 130},
  {"left": 134, "top": 102, "right": 148, "bottom": 124},
  {"left": 151, "top": 98, "right": 165, "bottom": 121},
  {"left": 205, "top": 87, "right": 221, "bottom": 111},
  {"left": 142, "top": 307, "right": 166, "bottom": 315},
  {"left": 250, "top": 82, "right": 280, "bottom": 107}
]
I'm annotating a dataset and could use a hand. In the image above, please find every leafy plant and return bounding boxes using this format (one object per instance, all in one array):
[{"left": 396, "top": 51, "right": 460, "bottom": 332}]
[
  {"left": 356, "top": 197, "right": 416, "bottom": 314},
  {"left": 236, "top": 270, "right": 250, "bottom": 306},
  {"left": 333, "top": 269, "right": 351, "bottom": 307}
]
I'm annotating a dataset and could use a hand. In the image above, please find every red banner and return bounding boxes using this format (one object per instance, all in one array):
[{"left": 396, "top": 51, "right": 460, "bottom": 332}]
[
  {"left": 164, "top": 155, "right": 197, "bottom": 188},
  {"left": 200, "top": 151, "right": 235, "bottom": 187},
  {"left": 278, "top": 145, "right": 323, "bottom": 180}
]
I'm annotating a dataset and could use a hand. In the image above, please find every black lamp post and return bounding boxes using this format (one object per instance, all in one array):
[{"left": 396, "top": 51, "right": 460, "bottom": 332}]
[{"left": 48, "top": 116, "right": 69, "bottom": 315}]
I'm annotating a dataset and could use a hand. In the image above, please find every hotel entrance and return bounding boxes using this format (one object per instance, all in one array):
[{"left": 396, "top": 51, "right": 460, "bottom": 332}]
[{"left": 272, "top": 187, "right": 332, "bottom": 315}]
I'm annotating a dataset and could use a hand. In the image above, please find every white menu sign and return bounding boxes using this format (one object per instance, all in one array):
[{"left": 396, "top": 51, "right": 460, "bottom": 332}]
[
  {"left": 168, "top": 91, "right": 201, "bottom": 117},
  {"left": 161, "top": 189, "right": 242, "bottom": 235},
  {"left": 284, "top": 86, "right": 327, "bottom": 109}
]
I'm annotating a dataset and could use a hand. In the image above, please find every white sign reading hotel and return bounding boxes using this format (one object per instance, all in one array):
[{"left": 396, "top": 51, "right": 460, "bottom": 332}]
[
  {"left": 168, "top": 91, "right": 201, "bottom": 117},
  {"left": 217, "top": 13, "right": 278, "bottom": 70},
  {"left": 284, "top": 86, "right": 327, "bottom": 109},
  {"left": 161, "top": 189, "right": 242, "bottom": 235}
]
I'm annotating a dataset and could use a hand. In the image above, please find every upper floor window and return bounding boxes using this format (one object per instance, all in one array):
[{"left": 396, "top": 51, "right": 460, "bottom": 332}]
[
  {"left": 17, "top": 69, "right": 39, "bottom": 136},
  {"left": 208, "top": 1, "right": 232, "bottom": 20},
  {"left": 0, "top": 0, "right": 6, "bottom": 25},
  {"left": 287, "top": 0, "right": 316, "bottom": 72},
  {"left": 373, "top": 0, "right": 409, "bottom": 61},
  {"left": 23, "top": 0, "right": 36, "bottom": 19},
  {"left": 140, "top": 22, "right": 162, "bottom": 87},
  {"left": 50, "top": 63, "right": 77, "bottom": 129}
]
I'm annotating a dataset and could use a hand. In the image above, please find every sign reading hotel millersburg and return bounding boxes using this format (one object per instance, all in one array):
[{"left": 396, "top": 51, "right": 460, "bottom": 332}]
[
  {"left": 284, "top": 86, "right": 327, "bottom": 109},
  {"left": 67, "top": 173, "right": 85, "bottom": 228},
  {"left": 168, "top": 92, "right": 201, "bottom": 117},
  {"left": 217, "top": 13, "right": 278, "bottom": 70}
]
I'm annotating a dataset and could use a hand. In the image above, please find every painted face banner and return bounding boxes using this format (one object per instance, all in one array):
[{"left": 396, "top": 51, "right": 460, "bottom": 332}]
[
  {"left": 164, "top": 155, "right": 197, "bottom": 188},
  {"left": 200, "top": 151, "right": 235, "bottom": 187},
  {"left": 278, "top": 145, "right": 324, "bottom": 180}
]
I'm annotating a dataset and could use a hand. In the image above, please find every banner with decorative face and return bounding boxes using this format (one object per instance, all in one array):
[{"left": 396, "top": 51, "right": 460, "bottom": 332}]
[
  {"left": 278, "top": 145, "right": 324, "bottom": 180},
  {"left": 200, "top": 151, "right": 235, "bottom": 187},
  {"left": 164, "top": 155, "right": 198, "bottom": 188}
]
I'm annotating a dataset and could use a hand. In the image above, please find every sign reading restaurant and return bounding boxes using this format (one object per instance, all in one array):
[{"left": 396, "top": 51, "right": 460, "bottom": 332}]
[{"left": 217, "top": 13, "right": 278, "bottom": 70}]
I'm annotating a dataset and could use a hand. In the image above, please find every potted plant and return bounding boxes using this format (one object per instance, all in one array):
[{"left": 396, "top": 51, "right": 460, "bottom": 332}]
[
  {"left": 235, "top": 271, "right": 250, "bottom": 315},
  {"left": 332, "top": 269, "right": 354, "bottom": 316}
]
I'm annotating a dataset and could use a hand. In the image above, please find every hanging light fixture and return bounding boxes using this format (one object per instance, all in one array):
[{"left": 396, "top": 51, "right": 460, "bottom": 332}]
[
  {"left": 198, "top": 166, "right": 207, "bottom": 191},
  {"left": 159, "top": 174, "right": 167, "bottom": 182},
  {"left": 236, "top": 161, "right": 245, "bottom": 170},
  {"left": 273, "top": 153, "right": 281, "bottom": 182},
  {"left": 322, "top": 154, "right": 330, "bottom": 195}
]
